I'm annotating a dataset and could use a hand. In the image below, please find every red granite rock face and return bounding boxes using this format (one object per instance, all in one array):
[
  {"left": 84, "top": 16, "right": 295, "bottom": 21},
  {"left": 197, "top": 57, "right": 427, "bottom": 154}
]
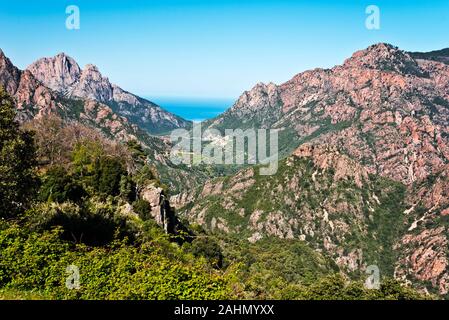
[
  {"left": 203, "top": 43, "right": 449, "bottom": 295},
  {"left": 0, "top": 50, "right": 60, "bottom": 121},
  {"left": 303, "top": 55, "right": 449, "bottom": 185},
  {"left": 0, "top": 49, "right": 21, "bottom": 95},
  {"left": 396, "top": 227, "right": 449, "bottom": 295},
  {"left": 210, "top": 43, "right": 449, "bottom": 187}
]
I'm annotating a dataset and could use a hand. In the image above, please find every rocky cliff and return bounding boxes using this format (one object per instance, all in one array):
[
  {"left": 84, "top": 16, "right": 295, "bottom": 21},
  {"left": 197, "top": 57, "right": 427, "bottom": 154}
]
[
  {"left": 141, "top": 183, "right": 184, "bottom": 235},
  {"left": 27, "top": 53, "right": 191, "bottom": 134},
  {"left": 207, "top": 43, "right": 449, "bottom": 186}
]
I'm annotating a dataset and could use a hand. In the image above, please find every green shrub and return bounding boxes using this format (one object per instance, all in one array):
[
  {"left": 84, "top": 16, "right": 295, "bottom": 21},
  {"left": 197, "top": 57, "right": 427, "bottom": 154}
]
[
  {"left": 132, "top": 199, "right": 152, "bottom": 221},
  {"left": 187, "top": 237, "right": 223, "bottom": 268},
  {"left": 71, "top": 141, "right": 127, "bottom": 197},
  {"left": 25, "top": 201, "right": 134, "bottom": 246},
  {"left": 93, "top": 157, "right": 127, "bottom": 197},
  {"left": 39, "top": 166, "right": 87, "bottom": 203},
  {"left": 0, "top": 88, "right": 38, "bottom": 218},
  {"left": 119, "top": 175, "right": 136, "bottom": 202},
  {"left": 0, "top": 222, "right": 236, "bottom": 300},
  {"left": 293, "top": 274, "right": 429, "bottom": 300}
]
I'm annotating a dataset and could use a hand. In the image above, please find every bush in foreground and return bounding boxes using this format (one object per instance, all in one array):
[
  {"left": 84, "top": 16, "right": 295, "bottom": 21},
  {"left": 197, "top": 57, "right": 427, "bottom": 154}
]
[{"left": 0, "top": 222, "right": 236, "bottom": 300}]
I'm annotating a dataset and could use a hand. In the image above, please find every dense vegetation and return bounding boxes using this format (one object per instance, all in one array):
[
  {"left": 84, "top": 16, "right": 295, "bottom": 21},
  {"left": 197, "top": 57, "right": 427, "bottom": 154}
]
[
  {"left": 0, "top": 87, "right": 428, "bottom": 300},
  {"left": 179, "top": 151, "right": 413, "bottom": 282},
  {"left": 0, "top": 89, "right": 38, "bottom": 218}
]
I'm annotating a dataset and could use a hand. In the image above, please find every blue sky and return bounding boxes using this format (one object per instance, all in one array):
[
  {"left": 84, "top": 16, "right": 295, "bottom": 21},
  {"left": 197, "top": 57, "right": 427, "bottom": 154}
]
[{"left": 1, "top": 0, "right": 448, "bottom": 99}]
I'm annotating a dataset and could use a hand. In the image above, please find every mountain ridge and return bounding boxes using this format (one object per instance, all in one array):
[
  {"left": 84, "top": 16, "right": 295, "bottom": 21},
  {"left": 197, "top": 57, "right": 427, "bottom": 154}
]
[
  {"left": 0, "top": 49, "right": 208, "bottom": 193},
  {"left": 179, "top": 43, "right": 449, "bottom": 296},
  {"left": 206, "top": 43, "right": 449, "bottom": 185},
  {"left": 26, "top": 52, "right": 191, "bottom": 134}
]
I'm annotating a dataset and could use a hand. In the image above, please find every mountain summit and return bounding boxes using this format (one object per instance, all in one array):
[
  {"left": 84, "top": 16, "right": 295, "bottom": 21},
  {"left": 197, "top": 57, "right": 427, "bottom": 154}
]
[
  {"left": 27, "top": 53, "right": 190, "bottom": 134},
  {"left": 0, "top": 48, "right": 22, "bottom": 95},
  {"left": 26, "top": 53, "right": 81, "bottom": 94},
  {"left": 343, "top": 43, "right": 427, "bottom": 76}
]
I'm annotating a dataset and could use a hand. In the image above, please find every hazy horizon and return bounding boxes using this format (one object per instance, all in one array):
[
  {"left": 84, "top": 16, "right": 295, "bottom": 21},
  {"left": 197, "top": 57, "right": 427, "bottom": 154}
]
[{"left": 147, "top": 96, "right": 234, "bottom": 121}]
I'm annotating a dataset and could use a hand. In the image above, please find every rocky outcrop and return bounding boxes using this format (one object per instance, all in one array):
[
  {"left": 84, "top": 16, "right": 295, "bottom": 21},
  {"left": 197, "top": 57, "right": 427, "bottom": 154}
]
[
  {"left": 393, "top": 168, "right": 449, "bottom": 295},
  {"left": 141, "top": 183, "right": 183, "bottom": 235},
  {"left": 0, "top": 49, "right": 21, "bottom": 95},
  {"left": 293, "top": 144, "right": 370, "bottom": 188},
  {"left": 0, "top": 49, "right": 60, "bottom": 121},
  {"left": 25, "top": 53, "right": 81, "bottom": 94},
  {"left": 396, "top": 227, "right": 449, "bottom": 295},
  {"left": 208, "top": 82, "right": 282, "bottom": 129},
  {"left": 343, "top": 43, "right": 427, "bottom": 77}
]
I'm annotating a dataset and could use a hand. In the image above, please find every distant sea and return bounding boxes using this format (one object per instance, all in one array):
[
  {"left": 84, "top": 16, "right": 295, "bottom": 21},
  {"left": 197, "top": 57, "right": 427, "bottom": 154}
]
[{"left": 147, "top": 97, "right": 235, "bottom": 122}]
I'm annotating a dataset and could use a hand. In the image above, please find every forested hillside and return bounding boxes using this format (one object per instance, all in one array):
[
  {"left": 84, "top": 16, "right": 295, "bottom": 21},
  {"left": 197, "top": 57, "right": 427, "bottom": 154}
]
[{"left": 0, "top": 87, "right": 426, "bottom": 300}]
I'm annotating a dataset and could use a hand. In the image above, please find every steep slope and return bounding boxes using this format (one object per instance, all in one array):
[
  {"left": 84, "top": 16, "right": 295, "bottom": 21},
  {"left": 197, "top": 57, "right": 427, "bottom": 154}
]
[
  {"left": 206, "top": 43, "right": 449, "bottom": 185},
  {"left": 173, "top": 144, "right": 408, "bottom": 279},
  {"left": 394, "top": 166, "right": 449, "bottom": 295},
  {"left": 174, "top": 143, "right": 449, "bottom": 295},
  {"left": 1, "top": 49, "right": 56, "bottom": 122},
  {"left": 188, "top": 43, "right": 449, "bottom": 296},
  {"left": 27, "top": 53, "right": 191, "bottom": 134}
]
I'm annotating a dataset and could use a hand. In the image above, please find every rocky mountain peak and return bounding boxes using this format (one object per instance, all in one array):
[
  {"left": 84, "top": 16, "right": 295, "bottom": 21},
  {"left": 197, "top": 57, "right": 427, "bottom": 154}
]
[
  {"left": 83, "top": 63, "right": 100, "bottom": 73},
  {"left": 346, "top": 43, "right": 401, "bottom": 61},
  {"left": 0, "top": 50, "right": 15, "bottom": 71},
  {"left": 27, "top": 54, "right": 120, "bottom": 102},
  {"left": 73, "top": 63, "right": 113, "bottom": 101},
  {"left": 253, "top": 81, "right": 277, "bottom": 91},
  {"left": 238, "top": 82, "right": 278, "bottom": 104},
  {"left": 231, "top": 82, "right": 279, "bottom": 113},
  {"left": 206, "top": 81, "right": 282, "bottom": 129},
  {"left": 27, "top": 53, "right": 82, "bottom": 93},
  {"left": 0, "top": 49, "right": 22, "bottom": 95},
  {"left": 27, "top": 53, "right": 114, "bottom": 101},
  {"left": 343, "top": 42, "right": 425, "bottom": 76},
  {"left": 54, "top": 52, "right": 78, "bottom": 64},
  {"left": 22, "top": 50, "right": 191, "bottom": 133}
]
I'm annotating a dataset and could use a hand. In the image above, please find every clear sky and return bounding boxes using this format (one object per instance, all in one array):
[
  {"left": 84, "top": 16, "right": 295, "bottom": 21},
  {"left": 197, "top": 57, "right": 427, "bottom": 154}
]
[{"left": 1, "top": 0, "right": 448, "bottom": 99}]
